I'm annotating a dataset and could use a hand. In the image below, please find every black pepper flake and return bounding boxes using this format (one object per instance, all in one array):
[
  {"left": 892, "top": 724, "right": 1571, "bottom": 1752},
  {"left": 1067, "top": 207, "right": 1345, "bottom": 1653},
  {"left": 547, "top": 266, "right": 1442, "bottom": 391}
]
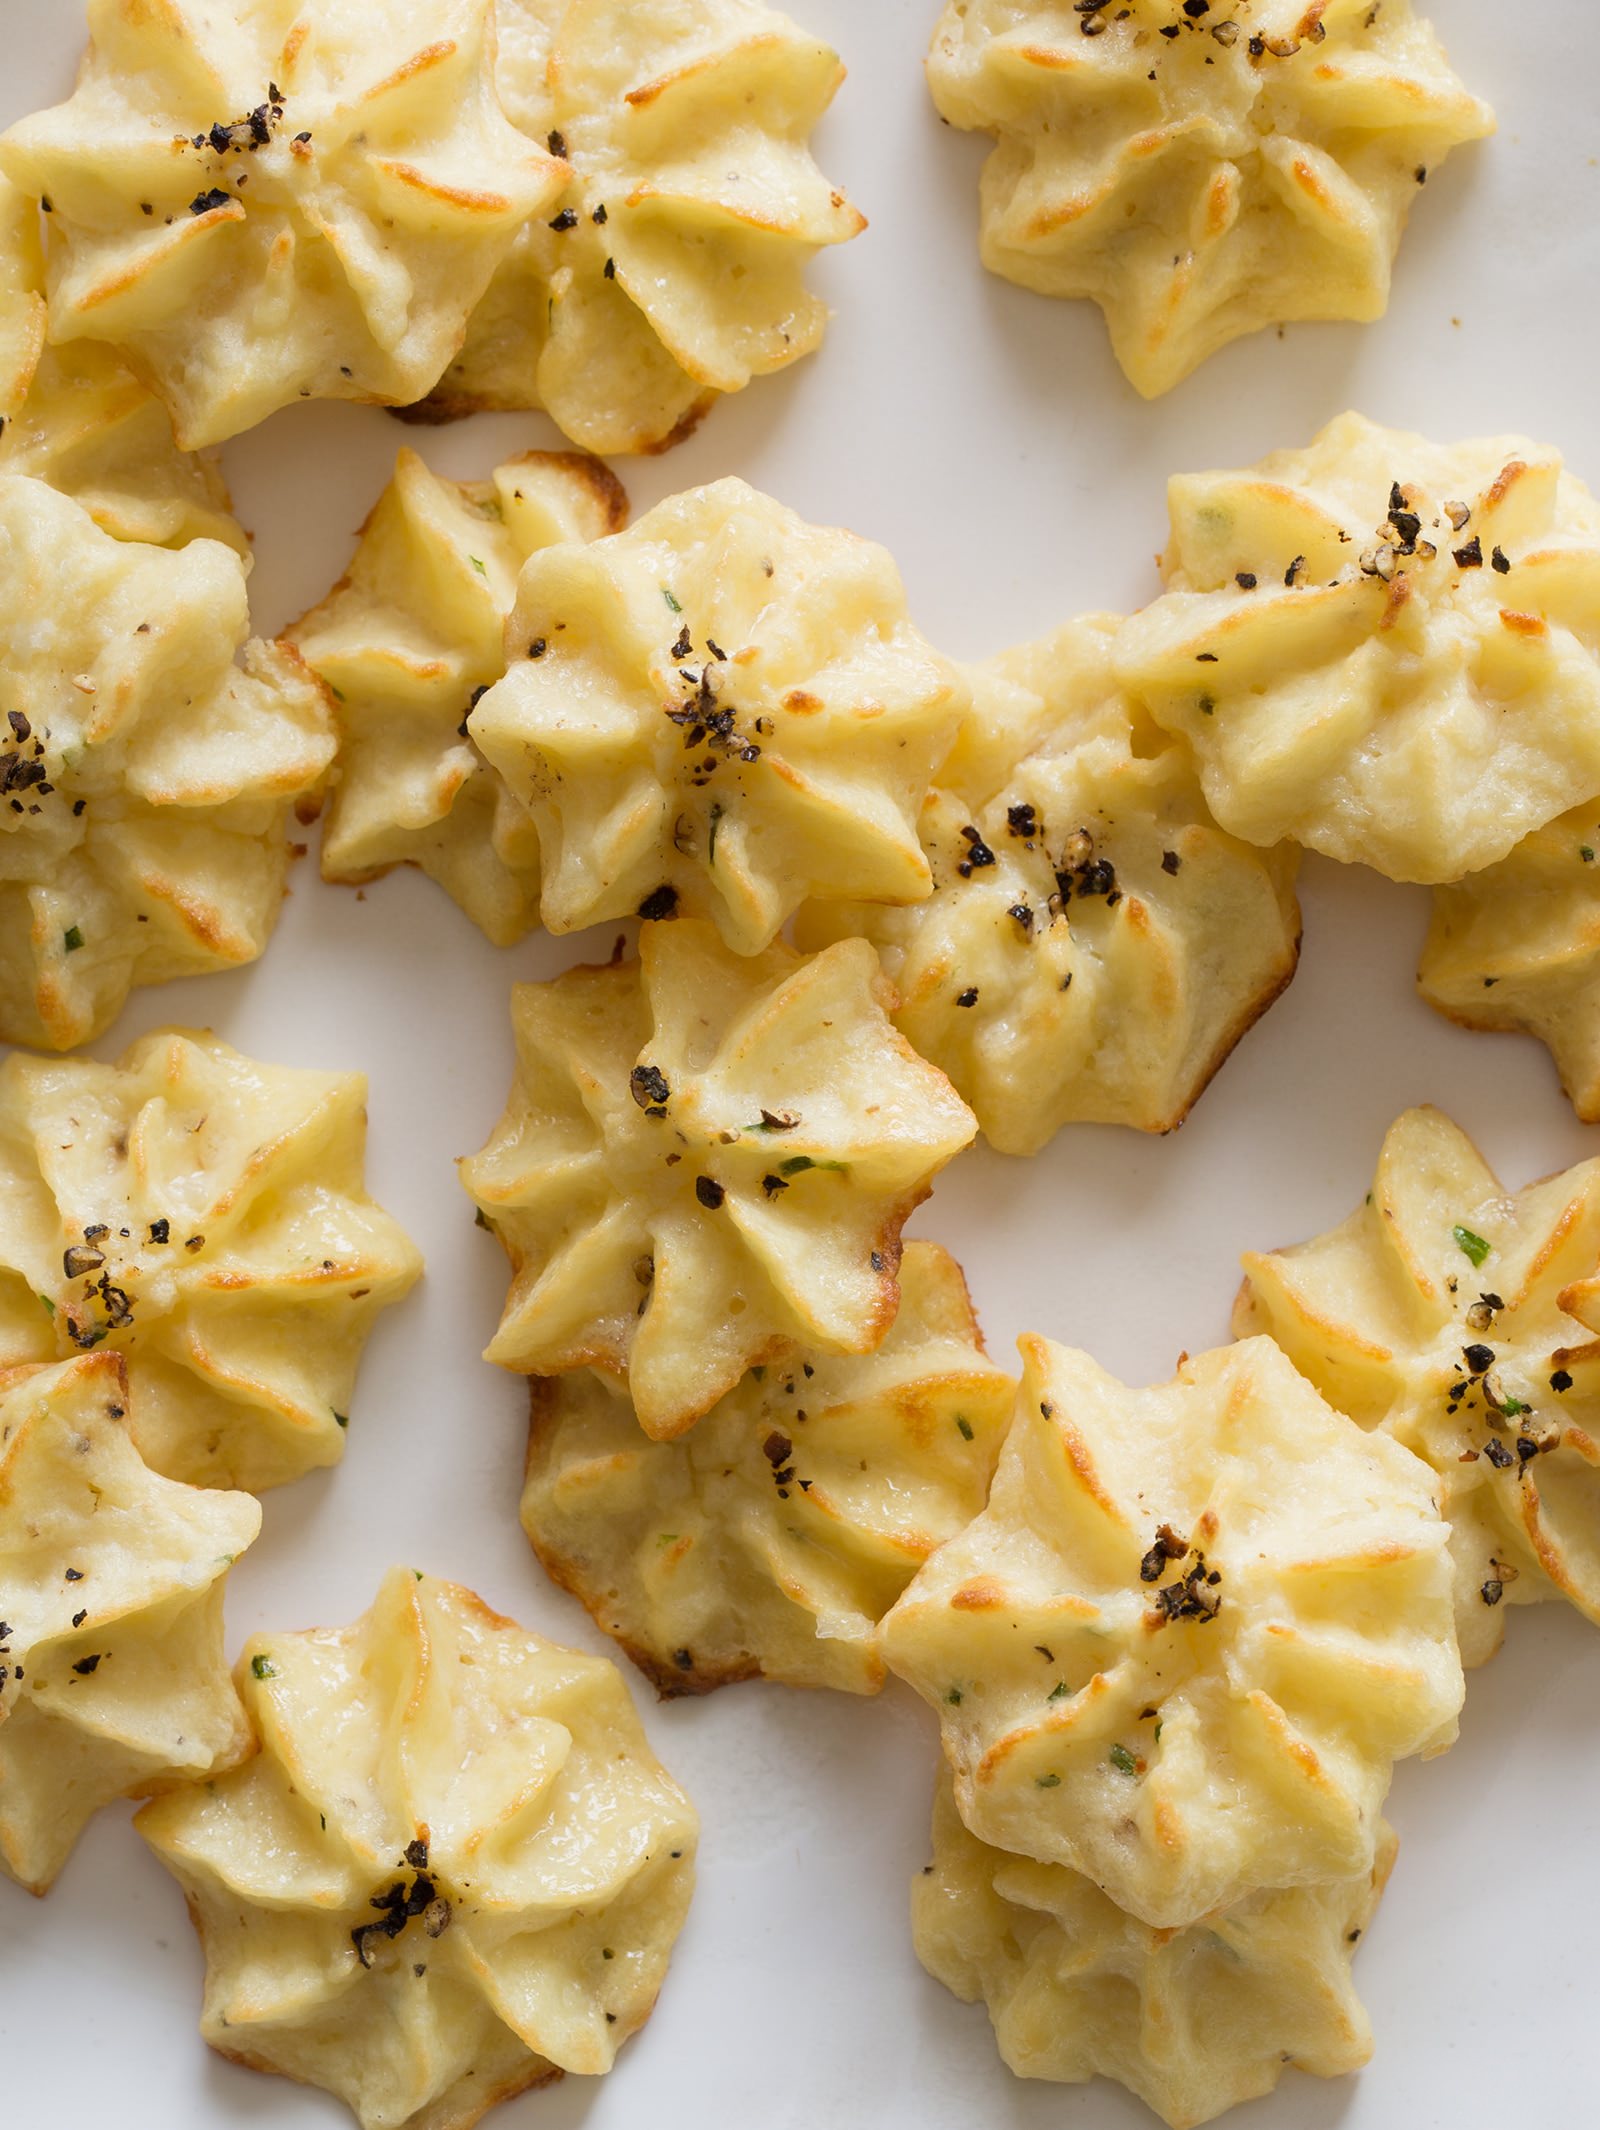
[
  {"left": 1483, "top": 1438, "right": 1515, "bottom": 1470},
  {"left": 1009, "top": 902, "right": 1035, "bottom": 936},
  {"left": 547, "top": 130, "right": 567, "bottom": 158},
  {"left": 1491, "top": 546, "right": 1512, "bottom": 575},
  {"left": 638, "top": 885, "right": 679, "bottom": 921},
  {"left": 1454, "top": 536, "right": 1483, "bottom": 569},
  {"left": 71, "top": 1610, "right": 87, "bottom": 1629},
  {"left": 1195, "top": 651, "right": 1219, "bottom": 663},
  {"left": 189, "top": 187, "right": 232, "bottom": 216},
  {"left": 762, "top": 1174, "right": 788, "bottom": 1198},
  {"left": 72, "top": 1654, "right": 102, "bottom": 1675},
  {"left": 1139, "top": 1524, "right": 1189, "bottom": 1584},
  {"left": 956, "top": 987, "right": 979, "bottom": 1007},
  {"left": 1463, "top": 1343, "right": 1495, "bottom": 1375},
  {"left": 592, "top": 203, "right": 608, "bottom": 224},
  {"left": 528, "top": 638, "right": 548, "bottom": 660},
  {"left": 148, "top": 1218, "right": 171, "bottom": 1244},
  {"left": 1481, "top": 1577, "right": 1504, "bottom": 1606},
  {"left": 695, "top": 1176, "right": 726, "bottom": 1210},
  {"left": 1161, "top": 851, "right": 1181, "bottom": 876},
  {"left": 1551, "top": 1369, "right": 1574, "bottom": 1392},
  {"left": 549, "top": 208, "right": 579, "bottom": 231},
  {"left": 630, "top": 1064, "right": 672, "bottom": 1112},
  {"left": 673, "top": 1649, "right": 694, "bottom": 1670},
  {"left": 64, "top": 1569, "right": 83, "bottom": 1582},
  {"left": 603, "top": 258, "right": 616, "bottom": 279},
  {"left": 1007, "top": 802, "right": 1037, "bottom": 838},
  {"left": 956, "top": 826, "right": 996, "bottom": 877},
  {"left": 1235, "top": 571, "right": 1257, "bottom": 590}
]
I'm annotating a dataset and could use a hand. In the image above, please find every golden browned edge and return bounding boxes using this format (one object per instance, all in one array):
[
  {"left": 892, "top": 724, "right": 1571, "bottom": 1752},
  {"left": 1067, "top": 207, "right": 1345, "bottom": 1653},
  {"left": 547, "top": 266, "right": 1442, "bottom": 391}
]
[
  {"left": 393, "top": 386, "right": 718, "bottom": 456},
  {"left": 1422, "top": 987, "right": 1600, "bottom": 1124},
  {"left": 511, "top": 447, "right": 631, "bottom": 533},
  {"left": 521, "top": 1379, "right": 764, "bottom": 1700},
  {"left": 1153, "top": 908, "right": 1304, "bottom": 1137}
]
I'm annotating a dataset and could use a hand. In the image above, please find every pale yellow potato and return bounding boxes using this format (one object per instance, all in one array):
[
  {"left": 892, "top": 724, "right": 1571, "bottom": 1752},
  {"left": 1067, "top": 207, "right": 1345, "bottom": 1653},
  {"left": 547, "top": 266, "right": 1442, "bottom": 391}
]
[
  {"left": 915, "top": 1773, "right": 1393, "bottom": 2130},
  {"left": 470, "top": 479, "right": 966, "bottom": 955},
  {"left": 1237, "top": 1106, "right": 1600, "bottom": 1668},
  {"left": 292, "top": 447, "right": 627, "bottom": 945},
  {"left": 137, "top": 1568, "right": 698, "bottom": 2130},
  {"left": 521, "top": 1243, "right": 1015, "bottom": 1695},
  {"left": 799, "top": 617, "right": 1300, "bottom": 1153},
  {"left": 0, "top": 0, "right": 564, "bottom": 448},
  {"left": 462, "top": 921, "right": 977, "bottom": 1440},
  {"left": 1117, "top": 412, "right": 1600, "bottom": 882},
  {"left": 928, "top": 0, "right": 1491, "bottom": 398},
  {"left": 880, "top": 1334, "right": 1460, "bottom": 1931},
  {"left": 421, "top": 0, "right": 865, "bottom": 451},
  {"left": 0, "top": 1352, "right": 258, "bottom": 1896},
  {"left": 0, "top": 1029, "right": 423, "bottom": 1494},
  {"left": 0, "top": 173, "right": 242, "bottom": 551},
  {"left": 0, "top": 475, "right": 335, "bottom": 1051},
  {"left": 1420, "top": 806, "right": 1600, "bottom": 1121}
]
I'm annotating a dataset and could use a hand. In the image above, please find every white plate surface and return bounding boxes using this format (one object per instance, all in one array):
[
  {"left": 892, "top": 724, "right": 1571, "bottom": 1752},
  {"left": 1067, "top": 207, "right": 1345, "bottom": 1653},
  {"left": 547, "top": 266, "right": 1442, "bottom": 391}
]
[{"left": 3, "top": 4, "right": 1598, "bottom": 2126}]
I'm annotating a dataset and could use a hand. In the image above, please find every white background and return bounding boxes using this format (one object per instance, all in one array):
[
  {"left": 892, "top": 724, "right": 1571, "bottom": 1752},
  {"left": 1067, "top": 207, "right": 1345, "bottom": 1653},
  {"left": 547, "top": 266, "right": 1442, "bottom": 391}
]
[{"left": 3, "top": 4, "right": 1599, "bottom": 2126}]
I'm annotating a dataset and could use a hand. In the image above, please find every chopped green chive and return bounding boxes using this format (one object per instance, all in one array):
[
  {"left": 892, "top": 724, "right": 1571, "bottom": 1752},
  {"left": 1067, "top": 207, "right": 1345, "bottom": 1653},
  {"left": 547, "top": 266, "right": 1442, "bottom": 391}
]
[
  {"left": 63, "top": 926, "right": 84, "bottom": 953},
  {"left": 1453, "top": 1225, "right": 1491, "bottom": 1268},
  {"left": 1109, "top": 1743, "right": 1138, "bottom": 1777},
  {"left": 955, "top": 1415, "right": 974, "bottom": 1442},
  {"left": 779, "top": 1155, "right": 848, "bottom": 1179},
  {"left": 38, "top": 1294, "right": 55, "bottom": 1318},
  {"left": 1498, "top": 1394, "right": 1531, "bottom": 1418},
  {"left": 662, "top": 587, "right": 682, "bottom": 613}
]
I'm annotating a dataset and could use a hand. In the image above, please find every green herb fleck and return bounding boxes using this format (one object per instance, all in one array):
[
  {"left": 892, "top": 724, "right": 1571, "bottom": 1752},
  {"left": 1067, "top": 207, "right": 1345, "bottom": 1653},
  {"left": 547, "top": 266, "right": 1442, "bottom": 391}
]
[
  {"left": 250, "top": 1655, "right": 276, "bottom": 1680},
  {"left": 1498, "top": 1393, "right": 1531, "bottom": 1418},
  {"left": 662, "top": 587, "right": 682, "bottom": 614},
  {"left": 945, "top": 1686, "right": 963, "bottom": 1706},
  {"left": 1154, "top": 1720, "right": 1163, "bottom": 1742},
  {"left": 1110, "top": 1743, "right": 1138, "bottom": 1777},
  {"left": 955, "top": 1415, "right": 974, "bottom": 1442},
  {"left": 1035, "top": 1772, "right": 1061, "bottom": 1789},
  {"left": 333, "top": 1412, "right": 349, "bottom": 1430},
  {"left": 658, "top": 1532, "right": 680, "bottom": 1546},
  {"left": 469, "top": 555, "right": 487, "bottom": 577},
  {"left": 63, "top": 926, "right": 84, "bottom": 953},
  {"left": 38, "top": 1294, "right": 55, "bottom": 1318},
  {"left": 779, "top": 1155, "right": 849, "bottom": 1179},
  {"left": 1453, "top": 1225, "right": 1491, "bottom": 1268},
  {"left": 1047, "top": 1681, "right": 1071, "bottom": 1702}
]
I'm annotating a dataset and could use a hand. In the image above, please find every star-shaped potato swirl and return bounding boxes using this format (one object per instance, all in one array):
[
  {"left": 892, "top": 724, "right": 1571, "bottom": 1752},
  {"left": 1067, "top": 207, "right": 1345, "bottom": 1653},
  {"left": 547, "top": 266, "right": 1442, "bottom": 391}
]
[
  {"left": 1237, "top": 1106, "right": 1600, "bottom": 1667},
  {"left": 469, "top": 478, "right": 967, "bottom": 954},
  {"left": 0, "top": 1352, "right": 258, "bottom": 1895},
  {"left": 880, "top": 1334, "right": 1461, "bottom": 1930},
  {"left": 927, "top": 0, "right": 1491, "bottom": 397},
  {"left": 799, "top": 617, "right": 1301, "bottom": 1153},
  {"left": 0, "top": 474, "right": 335, "bottom": 1052},
  {"left": 421, "top": 0, "right": 865, "bottom": 451},
  {"left": 136, "top": 1568, "right": 697, "bottom": 2130},
  {"left": 0, "top": 0, "right": 564, "bottom": 448},
  {"left": 522, "top": 1242, "right": 1015, "bottom": 1696},
  {"left": 1116, "top": 413, "right": 1600, "bottom": 882},
  {"left": 292, "top": 447, "right": 627, "bottom": 945},
  {"left": 0, "top": 1030, "right": 423, "bottom": 1493},
  {"left": 915, "top": 1774, "right": 1393, "bottom": 2130},
  {"left": 462, "top": 921, "right": 978, "bottom": 1439}
]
